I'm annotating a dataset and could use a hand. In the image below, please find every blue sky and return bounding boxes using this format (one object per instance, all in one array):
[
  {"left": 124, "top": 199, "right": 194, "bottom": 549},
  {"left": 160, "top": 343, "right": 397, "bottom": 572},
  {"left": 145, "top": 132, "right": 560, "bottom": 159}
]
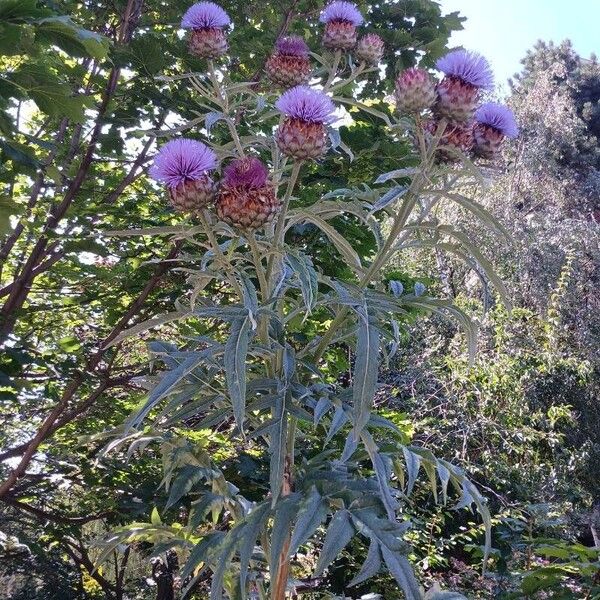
[{"left": 440, "top": 0, "right": 599, "bottom": 91}]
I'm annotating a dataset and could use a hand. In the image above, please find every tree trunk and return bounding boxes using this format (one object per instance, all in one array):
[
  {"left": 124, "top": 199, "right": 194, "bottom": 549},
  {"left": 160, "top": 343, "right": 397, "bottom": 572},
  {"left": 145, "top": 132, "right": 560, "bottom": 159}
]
[{"left": 152, "top": 550, "right": 179, "bottom": 600}]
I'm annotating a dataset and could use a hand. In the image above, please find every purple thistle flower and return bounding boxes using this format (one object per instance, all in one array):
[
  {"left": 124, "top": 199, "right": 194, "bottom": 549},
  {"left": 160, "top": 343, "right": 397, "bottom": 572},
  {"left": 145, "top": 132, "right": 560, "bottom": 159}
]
[
  {"left": 276, "top": 86, "right": 336, "bottom": 124},
  {"left": 181, "top": 2, "right": 231, "bottom": 29},
  {"left": 475, "top": 102, "right": 519, "bottom": 138},
  {"left": 150, "top": 139, "right": 217, "bottom": 189},
  {"left": 223, "top": 157, "right": 269, "bottom": 188},
  {"left": 436, "top": 50, "right": 494, "bottom": 89},
  {"left": 276, "top": 35, "right": 310, "bottom": 57},
  {"left": 319, "top": 1, "right": 364, "bottom": 26}
]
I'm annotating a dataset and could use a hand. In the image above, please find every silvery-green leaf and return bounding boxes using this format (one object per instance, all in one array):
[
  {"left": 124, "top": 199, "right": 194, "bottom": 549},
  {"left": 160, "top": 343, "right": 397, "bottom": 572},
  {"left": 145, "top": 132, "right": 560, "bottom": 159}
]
[
  {"left": 348, "top": 540, "right": 383, "bottom": 587},
  {"left": 425, "top": 585, "right": 468, "bottom": 600},
  {"left": 381, "top": 547, "right": 421, "bottom": 600},
  {"left": 352, "top": 305, "right": 381, "bottom": 437},
  {"left": 225, "top": 316, "right": 251, "bottom": 431},
  {"left": 205, "top": 111, "right": 225, "bottom": 134},
  {"left": 239, "top": 272, "right": 259, "bottom": 330},
  {"left": 127, "top": 347, "right": 217, "bottom": 429},
  {"left": 375, "top": 168, "right": 419, "bottom": 184},
  {"left": 333, "top": 96, "right": 393, "bottom": 127},
  {"left": 321, "top": 187, "right": 354, "bottom": 200},
  {"left": 350, "top": 508, "right": 411, "bottom": 554},
  {"left": 210, "top": 519, "right": 252, "bottom": 600},
  {"left": 437, "top": 461, "right": 451, "bottom": 505},
  {"left": 368, "top": 413, "right": 404, "bottom": 435},
  {"left": 286, "top": 251, "right": 318, "bottom": 313},
  {"left": 435, "top": 225, "right": 511, "bottom": 309},
  {"left": 389, "top": 280, "right": 404, "bottom": 297},
  {"left": 238, "top": 503, "right": 271, "bottom": 599},
  {"left": 314, "top": 510, "right": 355, "bottom": 576},
  {"left": 166, "top": 465, "right": 206, "bottom": 508},
  {"left": 289, "top": 487, "right": 327, "bottom": 556},
  {"left": 462, "top": 478, "right": 492, "bottom": 568},
  {"left": 314, "top": 396, "right": 332, "bottom": 425},
  {"left": 269, "top": 393, "right": 287, "bottom": 505},
  {"left": 255, "top": 95, "right": 267, "bottom": 112},
  {"left": 370, "top": 186, "right": 408, "bottom": 214},
  {"left": 362, "top": 431, "right": 399, "bottom": 520},
  {"left": 340, "top": 432, "right": 358, "bottom": 463},
  {"left": 421, "top": 459, "right": 439, "bottom": 504},
  {"left": 272, "top": 264, "right": 292, "bottom": 298},
  {"left": 182, "top": 532, "right": 225, "bottom": 581},
  {"left": 387, "top": 319, "right": 401, "bottom": 362},
  {"left": 106, "top": 310, "right": 192, "bottom": 347},
  {"left": 285, "top": 213, "right": 362, "bottom": 272},
  {"left": 402, "top": 447, "right": 421, "bottom": 497},
  {"left": 329, "top": 128, "right": 341, "bottom": 150},
  {"left": 414, "top": 282, "right": 426, "bottom": 297},
  {"left": 326, "top": 405, "right": 348, "bottom": 443},
  {"left": 443, "top": 192, "right": 510, "bottom": 239},
  {"left": 270, "top": 494, "right": 301, "bottom": 584},
  {"left": 189, "top": 493, "right": 226, "bottom": 528},
  {"left": 194, "top": 305, "right": 252, "bottom": 321}
]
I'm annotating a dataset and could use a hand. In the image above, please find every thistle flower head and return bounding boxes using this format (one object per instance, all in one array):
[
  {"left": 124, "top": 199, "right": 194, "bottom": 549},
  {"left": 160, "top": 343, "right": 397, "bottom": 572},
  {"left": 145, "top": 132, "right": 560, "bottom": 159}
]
[
  {"left": 276, "top": 35, "right": 310, "bottom": 57},
  {"left": 223, "top": 157, "right": 269, "bottom": 188},
  {"left": 276, "top": 86, "right": 336, "bottom": 124},
  {"left": 360, "top": 32, "right": 384, "bottom": 47},
  {"left": 436, "top": 50, "right": 494, "bottom": 89},
  {"left": 319, "top": 1, "right": 364, "bottom": 26},
  {"left": 475, "top": 102, "right": 519, "bottom": 138},
  {"left": 150, "top": 139, "right": 217, "bottom": 189},
  {"left": 182, "top": 2, "right": 231, "bottom": 29}
]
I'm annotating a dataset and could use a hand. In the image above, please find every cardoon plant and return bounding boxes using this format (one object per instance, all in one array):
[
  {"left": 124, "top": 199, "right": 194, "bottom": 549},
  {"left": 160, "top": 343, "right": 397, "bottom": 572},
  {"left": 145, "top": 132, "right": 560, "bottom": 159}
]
[
  {"left": 182, "top": 1, "right": 231, "bottom": 59},
  {"left": 275, "top": 85, "right": 337, "bottom": 160},
  {"left": 216, "top": 157, "right": 280, "bottom": 230},
  {"left": 435, "top": 49, "right": 494, "bottom": 122},
  {"left": 266, "top": 36, "right": 312, "bottom": 88},
  {"left": 355, "top": 32, "right": 385, "bottom": 65},
  {"left": 320, "top": 1, "right": 364, "bottom": 50},
  {"left": 149, "top": 138, "right": 217, "bottom": 212},
  {"left": 473, "top": 102, "right": 520, "bottom": 158},
  {"left": 99, "top": 3, "right": 518, "bottom": 599}
]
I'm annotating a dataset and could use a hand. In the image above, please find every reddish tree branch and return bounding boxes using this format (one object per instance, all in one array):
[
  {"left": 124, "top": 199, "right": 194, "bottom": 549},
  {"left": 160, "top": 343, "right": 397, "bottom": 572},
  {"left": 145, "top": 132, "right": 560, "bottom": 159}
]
[
  {"left": 0, "top": 0, "right": 144, "bottom": 340},
  {"left": 0, "top": 241, "right": 181, "bottom": 498},
  {"left": 2, "top": 496, "right": 112, "bottom": 526}
]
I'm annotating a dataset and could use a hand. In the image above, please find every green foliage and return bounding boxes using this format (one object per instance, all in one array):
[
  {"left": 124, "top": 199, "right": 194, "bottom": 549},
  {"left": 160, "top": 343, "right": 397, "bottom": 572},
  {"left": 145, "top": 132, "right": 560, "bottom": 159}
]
[{"left": 6, "top": 2, "right": 595, "bottom": 600}]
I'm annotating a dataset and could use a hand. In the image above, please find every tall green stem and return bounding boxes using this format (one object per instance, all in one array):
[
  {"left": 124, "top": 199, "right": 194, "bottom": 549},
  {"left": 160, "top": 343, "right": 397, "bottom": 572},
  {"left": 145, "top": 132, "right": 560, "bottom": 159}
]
[
  {"left": 324, "top": 49, "right": 342, "bottom": 91},
  {"left": 311, "top": 122, "right": 446, "bottom": 362},
  {"left": 265, "top": 161, "right": 303, "bottom": 288},
  {"left": 198, "top": 210, "right": 243, "bottom": 298},
  {"left": 267, "top": 162, "right": 303, "bottom": 600},
  {"left": 206, "top": 60, "right": 246, "bottom": 157},
  {"left": 247, "top": 231, "right": 269, "bottom": 303}
]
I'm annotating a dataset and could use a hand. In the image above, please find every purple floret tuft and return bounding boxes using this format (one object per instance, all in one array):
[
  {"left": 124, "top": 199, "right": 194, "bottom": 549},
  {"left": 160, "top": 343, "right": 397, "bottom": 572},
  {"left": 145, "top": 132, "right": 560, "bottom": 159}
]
[
  {"left": 436, "top": 50, "right": 494, "bottom": 89},
  {"left": 319, "top": 1, "right": 364, "bottom": 26},
  {"left": 181, "top": 2, "right": 231, "bottom": 29},
  {"left": 475, "top": 102, "right": 519, "bottom": 138},
  {"left": 150, "top": 139, "right": 217, "bottom": 189},
  {"left": 223, "top": 157, "right": 269, "bottom": 188},
  {"left": 276, "top": 35, "right": 310, "bottom": 57},
  {"left": 276, "top": 86, "right": 336, "bottom": 124}
]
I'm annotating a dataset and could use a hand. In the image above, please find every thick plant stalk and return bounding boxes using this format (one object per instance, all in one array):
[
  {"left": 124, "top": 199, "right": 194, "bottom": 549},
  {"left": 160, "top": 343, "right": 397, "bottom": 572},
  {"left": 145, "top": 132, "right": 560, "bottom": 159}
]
[
  {"left": 198, "top": 210, "right": 244, "bottom": 298},
  {"left": 311, "top": 121, "right": 447, "bottom": 362},
  {"left": 207, "top": 60, "right": 246, "bottom": 158},
  {"left": 266, "top": 160, "right": 303, "bottom": 285},
  {"left": 271, "top": 418, "right": 297, "bottom": 600},
  {"left": 265, "top": 161, "right": 303, "bottom": 599}
]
